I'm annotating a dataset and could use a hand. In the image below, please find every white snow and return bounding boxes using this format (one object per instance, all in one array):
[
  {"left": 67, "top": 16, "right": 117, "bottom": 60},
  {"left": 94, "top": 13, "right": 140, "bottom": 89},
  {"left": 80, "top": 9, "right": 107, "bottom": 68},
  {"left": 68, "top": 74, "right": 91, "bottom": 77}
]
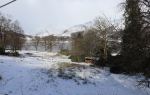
[{"left": 0, "top": 51, "right": 149, "bottom": 95}]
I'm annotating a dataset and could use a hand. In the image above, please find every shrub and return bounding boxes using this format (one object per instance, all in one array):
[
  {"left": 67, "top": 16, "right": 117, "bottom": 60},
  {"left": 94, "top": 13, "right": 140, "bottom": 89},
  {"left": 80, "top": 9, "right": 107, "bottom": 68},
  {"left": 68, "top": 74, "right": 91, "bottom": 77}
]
[
  {"left": 108, "top": 55, "right": 126, "bottom": 74},
  {"left": 0, "top": 76, "right": 2, "bottom": 80},
  {"left": 12, "top": 52, "right": 20, "bottom": 57},
  {"left": 0, "top": 47, "right": 5, "bottom": 55},
  {"left": 69, "top": 55, "right": 85, "bottom": 62},
  {"left": 7, "top": 51, "right": 20, "bottom": 57},
  {"left": 143, "top": 58, "right": 150, "bottom": 78},
  {"left": 110, "top": 65, "right": 125, "bottom": 74},
  {"left": 94, "top": 58, "right": 106, "bottom": 67},
  {"left": 59, "top": 49, "right": 70, "bottom": 56}
]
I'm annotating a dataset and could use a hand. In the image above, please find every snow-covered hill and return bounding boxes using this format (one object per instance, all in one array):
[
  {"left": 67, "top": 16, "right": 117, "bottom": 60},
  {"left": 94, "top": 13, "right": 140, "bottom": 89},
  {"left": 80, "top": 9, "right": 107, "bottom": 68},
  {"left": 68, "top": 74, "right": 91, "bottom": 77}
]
[{"left": 63, "top": 21, "right": 94, "bottom": 36}]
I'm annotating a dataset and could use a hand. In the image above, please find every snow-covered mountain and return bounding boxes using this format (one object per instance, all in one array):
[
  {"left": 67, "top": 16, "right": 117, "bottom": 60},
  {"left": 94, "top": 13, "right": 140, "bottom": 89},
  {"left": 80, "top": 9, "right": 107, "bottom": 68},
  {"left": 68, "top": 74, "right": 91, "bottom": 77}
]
[{"left": 62, "top": 21, "right": 94, "bottom": 36}]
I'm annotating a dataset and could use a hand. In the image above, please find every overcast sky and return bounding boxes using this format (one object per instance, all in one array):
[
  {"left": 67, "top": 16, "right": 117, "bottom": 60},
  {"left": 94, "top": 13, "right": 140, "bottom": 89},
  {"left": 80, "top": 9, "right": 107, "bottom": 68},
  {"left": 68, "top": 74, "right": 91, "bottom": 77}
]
[{"left": 0, "top": 0, "right": 123, "bottom": 35}]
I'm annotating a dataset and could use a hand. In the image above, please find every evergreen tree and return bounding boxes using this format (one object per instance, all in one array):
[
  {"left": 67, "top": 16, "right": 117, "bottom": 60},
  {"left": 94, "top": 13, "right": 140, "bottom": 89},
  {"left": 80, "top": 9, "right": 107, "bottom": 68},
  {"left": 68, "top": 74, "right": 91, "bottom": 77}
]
[{"left": 121, "top": 0, "right": 145, "bottom": 72}]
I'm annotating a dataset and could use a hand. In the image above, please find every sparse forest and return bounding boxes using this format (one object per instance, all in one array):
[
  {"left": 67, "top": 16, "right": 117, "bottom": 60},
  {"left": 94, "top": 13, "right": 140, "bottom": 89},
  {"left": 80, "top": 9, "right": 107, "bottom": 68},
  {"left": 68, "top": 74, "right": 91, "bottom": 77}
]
[{"left": 0, "top": 13, "right": 25, "bottom": 56}]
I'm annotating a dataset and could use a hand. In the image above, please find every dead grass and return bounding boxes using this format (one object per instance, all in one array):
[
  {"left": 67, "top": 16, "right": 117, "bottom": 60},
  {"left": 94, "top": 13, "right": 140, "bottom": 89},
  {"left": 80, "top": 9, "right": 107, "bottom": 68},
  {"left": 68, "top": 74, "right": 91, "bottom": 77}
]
[
  {"left": 58, "top": 63, "right": 86, "bottom": 70},
  {"left": 45, "top": 62, "right": 95, "bottom": 85}
]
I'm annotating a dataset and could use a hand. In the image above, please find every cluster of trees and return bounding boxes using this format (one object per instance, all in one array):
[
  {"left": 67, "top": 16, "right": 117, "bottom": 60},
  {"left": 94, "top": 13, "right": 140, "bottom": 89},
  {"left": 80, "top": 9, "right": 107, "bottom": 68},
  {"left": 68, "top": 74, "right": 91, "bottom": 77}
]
[
  {"left": 70, "top": 0, "right": 150, "bottom": 79},
  {"left": 32, "top": 35, "right": 56, "bottom": 51},
  {"left": 70, "top": 17, "right": 121, "bottom": 62},
  {"left": 0, "top": 13, "right": 25, "bottom": 55},
  {"left": 32, "top": 35, "right": 70, "bottom": 52}
]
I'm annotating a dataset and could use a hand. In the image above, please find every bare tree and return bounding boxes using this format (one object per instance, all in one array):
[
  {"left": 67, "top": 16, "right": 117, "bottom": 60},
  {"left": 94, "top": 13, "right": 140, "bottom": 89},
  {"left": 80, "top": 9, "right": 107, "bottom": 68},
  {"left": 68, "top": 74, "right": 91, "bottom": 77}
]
[
  {"left": 94, "top": 17, "right": 122, "bottom": 61},
  {"left": 94, "top": 17, "right": 110, "bottom": 61},
  {"left": 32, "top": 36, "right": 40, "bottom": 51},
  {"left": 47, "top": 35, "right": 56, "bottom": 52},
  {"left": 42, "top": 36, "right": 48, "bottom": 51}
]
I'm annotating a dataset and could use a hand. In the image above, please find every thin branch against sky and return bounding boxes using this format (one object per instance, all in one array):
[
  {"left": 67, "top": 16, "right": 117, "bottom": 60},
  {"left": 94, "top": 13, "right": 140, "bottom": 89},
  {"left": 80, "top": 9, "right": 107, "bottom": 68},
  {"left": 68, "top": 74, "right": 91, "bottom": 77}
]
[{"left": 0, "top": 0, "right": 17, "bottom": 8}]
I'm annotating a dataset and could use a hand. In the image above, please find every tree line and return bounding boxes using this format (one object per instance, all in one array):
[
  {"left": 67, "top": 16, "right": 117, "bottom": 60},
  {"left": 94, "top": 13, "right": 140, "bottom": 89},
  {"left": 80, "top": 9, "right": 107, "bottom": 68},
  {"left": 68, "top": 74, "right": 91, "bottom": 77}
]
[
  {"left": 32, "top": 35, "right": 70, "bottom": 52},
  {"left": 0, "top": 13, "right": 25, "bottom": 55}
]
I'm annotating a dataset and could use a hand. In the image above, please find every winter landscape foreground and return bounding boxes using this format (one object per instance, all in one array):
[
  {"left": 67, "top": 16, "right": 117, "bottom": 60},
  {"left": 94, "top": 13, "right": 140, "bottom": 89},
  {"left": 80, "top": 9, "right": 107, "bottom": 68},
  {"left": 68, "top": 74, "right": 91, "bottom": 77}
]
[{"left": 0, "top": 51, "right": 149, "bottom": 95}]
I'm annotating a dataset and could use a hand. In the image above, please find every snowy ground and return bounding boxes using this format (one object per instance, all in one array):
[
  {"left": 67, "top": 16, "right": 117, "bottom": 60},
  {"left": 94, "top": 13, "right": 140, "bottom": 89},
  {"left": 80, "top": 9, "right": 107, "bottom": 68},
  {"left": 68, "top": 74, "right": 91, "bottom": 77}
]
[{"left": 0, "top": 51, "right": 149, "bottom": 95}]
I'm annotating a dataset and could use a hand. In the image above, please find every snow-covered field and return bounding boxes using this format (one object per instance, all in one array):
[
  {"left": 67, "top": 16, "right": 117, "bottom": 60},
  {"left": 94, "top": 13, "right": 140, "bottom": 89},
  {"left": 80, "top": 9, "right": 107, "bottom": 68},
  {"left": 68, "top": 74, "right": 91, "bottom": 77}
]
[{"left": 0, "top": 51, "right": 149, "bottom": 95}]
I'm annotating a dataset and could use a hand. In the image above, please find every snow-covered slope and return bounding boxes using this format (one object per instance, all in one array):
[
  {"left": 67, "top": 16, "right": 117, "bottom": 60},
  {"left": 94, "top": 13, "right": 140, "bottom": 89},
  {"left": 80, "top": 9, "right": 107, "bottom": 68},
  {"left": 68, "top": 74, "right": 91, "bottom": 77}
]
[{"left": 0, "top": 51, "right": 149, "bottom": 95}]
